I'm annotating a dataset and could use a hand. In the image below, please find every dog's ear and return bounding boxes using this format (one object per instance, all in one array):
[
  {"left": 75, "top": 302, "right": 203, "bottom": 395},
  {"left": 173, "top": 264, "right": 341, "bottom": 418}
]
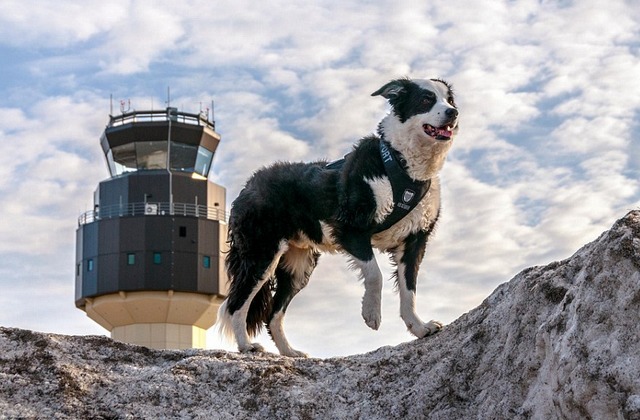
[{"left": 371, "top": 80, "right": 406, "bottom": 99}]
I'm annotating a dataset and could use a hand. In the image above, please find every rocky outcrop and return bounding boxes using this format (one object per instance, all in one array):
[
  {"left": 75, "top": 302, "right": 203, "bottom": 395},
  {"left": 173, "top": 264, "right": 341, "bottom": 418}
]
[{"left": 2, "top": 211, "right": 640, "bottom": 419}]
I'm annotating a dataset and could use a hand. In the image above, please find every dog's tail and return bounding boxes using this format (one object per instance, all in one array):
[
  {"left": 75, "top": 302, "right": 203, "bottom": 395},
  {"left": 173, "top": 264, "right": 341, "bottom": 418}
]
[
  {"left": 217, "top": 233, "right": 274, "bottom": 342},
  {"left": 216, "top": 300, "right": 234, "bottom": 342}
]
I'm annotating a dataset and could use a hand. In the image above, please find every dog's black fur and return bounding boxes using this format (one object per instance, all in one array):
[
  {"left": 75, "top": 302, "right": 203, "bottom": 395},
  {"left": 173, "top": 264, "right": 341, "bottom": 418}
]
[{"left": 218, "top": 78, "right": 459, "bottom": 357}]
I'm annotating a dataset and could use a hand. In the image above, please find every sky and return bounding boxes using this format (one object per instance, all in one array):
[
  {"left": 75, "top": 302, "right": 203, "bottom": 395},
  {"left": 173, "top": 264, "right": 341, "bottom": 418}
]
[{"left": 0, "top": 0, "right": 638, "bottom": 358}]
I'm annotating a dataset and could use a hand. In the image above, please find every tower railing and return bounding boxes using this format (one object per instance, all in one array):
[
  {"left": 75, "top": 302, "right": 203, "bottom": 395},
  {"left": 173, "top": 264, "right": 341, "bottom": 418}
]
[
  {"left": 108, "top": 109, "right": 215, "bottom": 131},
  {"left": 78, "top": 201, "right": 228, "bottom": 226}
]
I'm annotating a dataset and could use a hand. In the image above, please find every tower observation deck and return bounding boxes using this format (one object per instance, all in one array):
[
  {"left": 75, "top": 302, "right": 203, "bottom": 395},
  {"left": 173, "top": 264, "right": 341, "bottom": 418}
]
[{"left": 75, "top": 107, "right": 229, "bottom": 349}]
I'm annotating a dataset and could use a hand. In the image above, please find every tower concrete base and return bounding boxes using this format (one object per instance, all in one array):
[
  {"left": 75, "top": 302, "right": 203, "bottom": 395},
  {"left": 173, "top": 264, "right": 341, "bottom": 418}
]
[
  {"left": 112, "top": 323, "right": 208, "bottom": 350},
  {"left": 82, "top": 290, "right": 224, "bottom": 350}
]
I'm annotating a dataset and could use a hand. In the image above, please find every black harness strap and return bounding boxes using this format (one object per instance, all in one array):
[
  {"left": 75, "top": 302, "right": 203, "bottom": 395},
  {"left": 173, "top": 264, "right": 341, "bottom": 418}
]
[
  {"left": 325, "top": 141, "right": 431, "bottom": 233},
  {"left": 373, "top": 141, "right": 430, "bottom": 233},
  {"left": 325, "top": 155, "right": 350, "bottom": 170}
]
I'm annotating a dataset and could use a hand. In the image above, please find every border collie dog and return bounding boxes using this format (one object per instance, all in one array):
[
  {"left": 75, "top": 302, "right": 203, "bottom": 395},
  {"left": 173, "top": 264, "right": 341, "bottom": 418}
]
[{"left": 218, "top": 78, "right": 459, "bottom": 357}]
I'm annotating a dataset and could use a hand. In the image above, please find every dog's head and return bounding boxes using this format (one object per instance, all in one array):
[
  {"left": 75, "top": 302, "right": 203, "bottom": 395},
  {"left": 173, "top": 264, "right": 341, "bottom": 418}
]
[
  {"left": 373, "top": 78, "right": 459, "bottom": 141},
  {"left": 372, "top": 78, "right": 459, "bottom": 179}
]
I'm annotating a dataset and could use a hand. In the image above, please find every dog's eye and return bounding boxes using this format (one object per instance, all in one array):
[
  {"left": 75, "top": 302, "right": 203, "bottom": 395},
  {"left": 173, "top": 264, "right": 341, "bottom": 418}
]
[{"left": 421, "top": 94, "right": 435, "bottom": 106}]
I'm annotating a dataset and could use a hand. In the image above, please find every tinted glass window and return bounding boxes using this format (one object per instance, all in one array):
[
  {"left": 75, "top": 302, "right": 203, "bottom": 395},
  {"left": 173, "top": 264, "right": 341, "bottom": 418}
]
[
  {"left": 194, "top": 146, "right": 213, "bottom": 177},
  {"left": 111, "top": 143, "right": 137, "bottom": 174},
  {"left": 170, "top": 142, "right": 197, "bottom": 172},
  {"left": 137, "top": 141, "right": 167, "bottom": 170}
]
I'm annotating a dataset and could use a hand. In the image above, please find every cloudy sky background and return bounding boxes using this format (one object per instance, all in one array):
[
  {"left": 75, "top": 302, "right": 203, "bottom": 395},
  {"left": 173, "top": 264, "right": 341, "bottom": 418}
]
[{"left": 0, "top": 0, "right": 638, "bottom": 357}]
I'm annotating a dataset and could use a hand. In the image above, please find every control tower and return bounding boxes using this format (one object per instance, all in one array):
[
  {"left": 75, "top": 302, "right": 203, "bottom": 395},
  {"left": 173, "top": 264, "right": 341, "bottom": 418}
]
[{"left": 75, "top": 106, "right": 228, "bottom": 349}]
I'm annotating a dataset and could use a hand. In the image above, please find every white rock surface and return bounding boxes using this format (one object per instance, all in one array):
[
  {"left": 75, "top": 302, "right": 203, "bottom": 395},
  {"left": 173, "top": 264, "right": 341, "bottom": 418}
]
[{"left": 2, "top": 211, "right": 640, "bottom": 419}]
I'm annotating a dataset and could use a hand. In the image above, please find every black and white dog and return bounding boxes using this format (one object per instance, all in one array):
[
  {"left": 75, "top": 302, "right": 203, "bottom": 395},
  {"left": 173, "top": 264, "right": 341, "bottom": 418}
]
[{"left": 217, "top": 78, "right": 459, "bottom": 357}]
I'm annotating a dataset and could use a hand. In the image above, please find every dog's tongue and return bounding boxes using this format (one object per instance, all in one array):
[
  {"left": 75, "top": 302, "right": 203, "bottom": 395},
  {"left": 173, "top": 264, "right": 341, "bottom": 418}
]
[
  {"left": 424, "top": 124, "right": 453, "bottom": 140},
  {"left": 435, "top": 127, "right": 452, "bottom": 138}
]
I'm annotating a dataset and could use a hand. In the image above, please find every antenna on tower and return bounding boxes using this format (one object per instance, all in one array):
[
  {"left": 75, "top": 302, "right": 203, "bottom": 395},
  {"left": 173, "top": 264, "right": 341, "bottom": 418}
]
[
  {"left": 120, "top": 99, "right": 131, "bottom": 114},
  {"left": 109, "top": 94, "right": 113, "bottom": 116},
  {"left": 166, "top": 86, "right": 171, "bottom": 108}
]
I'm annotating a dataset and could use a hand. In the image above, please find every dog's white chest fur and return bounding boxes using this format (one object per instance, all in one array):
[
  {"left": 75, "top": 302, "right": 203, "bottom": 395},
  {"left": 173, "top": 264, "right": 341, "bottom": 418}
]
[{"left": 368, "top": 175, "right": 441, "bottom": 250}]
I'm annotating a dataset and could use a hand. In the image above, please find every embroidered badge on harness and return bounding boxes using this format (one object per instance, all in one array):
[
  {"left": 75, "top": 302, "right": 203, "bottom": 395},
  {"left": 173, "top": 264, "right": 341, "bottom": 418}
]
[{"left": 400, "top": 189, "right": 415, "bottom": 209}]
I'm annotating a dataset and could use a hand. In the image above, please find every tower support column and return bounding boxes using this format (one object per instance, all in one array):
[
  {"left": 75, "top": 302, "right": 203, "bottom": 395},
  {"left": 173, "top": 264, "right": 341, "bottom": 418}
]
[{"left": 83, "top": 290, "right": 225, "bottom": 349}]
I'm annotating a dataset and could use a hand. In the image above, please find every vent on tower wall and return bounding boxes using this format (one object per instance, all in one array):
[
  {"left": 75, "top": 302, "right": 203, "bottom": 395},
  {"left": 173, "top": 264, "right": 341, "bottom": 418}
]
[{"left": 144, "top": 203, "right": 158, "bottom": 215}]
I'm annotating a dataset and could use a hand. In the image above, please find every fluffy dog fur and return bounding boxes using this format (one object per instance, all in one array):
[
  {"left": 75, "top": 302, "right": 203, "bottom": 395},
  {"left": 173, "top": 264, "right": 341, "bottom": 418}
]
[{"left": 217, "top": 78, "right": 459, "bottom": 357}]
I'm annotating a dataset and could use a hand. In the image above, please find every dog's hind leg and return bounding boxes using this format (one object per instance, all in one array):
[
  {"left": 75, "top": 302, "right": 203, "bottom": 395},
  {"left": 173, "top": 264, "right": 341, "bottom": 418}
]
[
  {"left": 267, "top": 246, "right": 319, "bottom": 357},
  {"left": 393, "top": 230, "right": 443, "bottom": 338},
  {"left": 229, "top": 240, "right": 289, "bottom": 353}
]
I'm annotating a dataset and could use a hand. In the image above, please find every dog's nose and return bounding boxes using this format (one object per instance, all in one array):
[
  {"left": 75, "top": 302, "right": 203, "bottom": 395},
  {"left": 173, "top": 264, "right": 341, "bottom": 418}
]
[{"left": 445, "top": 108, "right": 458, "bottom": 118}]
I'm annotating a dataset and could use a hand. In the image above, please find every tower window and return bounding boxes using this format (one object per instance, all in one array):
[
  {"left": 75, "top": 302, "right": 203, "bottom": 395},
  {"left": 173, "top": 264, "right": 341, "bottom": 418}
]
[
  {"left": 153, "top": 252, "right": 162, "bottom": 265},
  {"left": 203, "top": 255, "right": 211, "bottom": 269},
  {"left": 87, "top": 259, "right": 94, "bottom": 272},
  {"left": 179, "top": 226, "right": 187, "bottom": 237},
  {"left": 127, "top": 253, "right": 136, "bottom": 265}
]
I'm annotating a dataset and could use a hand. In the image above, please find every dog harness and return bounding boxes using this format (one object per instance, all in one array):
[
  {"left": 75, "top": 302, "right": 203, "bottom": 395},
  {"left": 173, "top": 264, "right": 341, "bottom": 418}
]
[
  {"left": 326, "top": 141, "right": 431, "bottom": 233},
  {"left": 373, "top": 141, "right": 431, "bottom": 232}
]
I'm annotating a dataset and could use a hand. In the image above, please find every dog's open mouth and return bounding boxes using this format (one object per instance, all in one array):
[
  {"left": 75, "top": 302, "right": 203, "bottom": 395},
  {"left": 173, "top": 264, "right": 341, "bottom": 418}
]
[{"left": 423, "top": 124, "right": 454, "bottom": 141}]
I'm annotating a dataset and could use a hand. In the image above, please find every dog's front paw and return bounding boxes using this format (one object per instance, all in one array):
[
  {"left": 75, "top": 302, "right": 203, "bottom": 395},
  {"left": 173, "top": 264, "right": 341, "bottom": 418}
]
[
  {"left": 410, "top": 320, "right": 443, "bottom": 338},
  {"left": 362, "top": 310, "right": 381, "bottom": 330},
  {"left": 422, "top": 320, "right": 443, "bottom": 337},
  {"left": 238, "top": 342, "right": 266, "bottom": 353},
  {"left": 362, "top": 296, "right": 381, "bottom": 330}
]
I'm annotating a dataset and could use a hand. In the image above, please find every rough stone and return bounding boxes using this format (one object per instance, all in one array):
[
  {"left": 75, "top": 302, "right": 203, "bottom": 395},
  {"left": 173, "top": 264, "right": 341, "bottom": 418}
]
[{"left": 2, "top": 211, "right": 640, "bottom": 419}]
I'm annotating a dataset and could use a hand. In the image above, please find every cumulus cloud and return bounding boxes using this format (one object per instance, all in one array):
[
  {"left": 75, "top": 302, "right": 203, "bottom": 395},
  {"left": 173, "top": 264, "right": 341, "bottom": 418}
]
[
  {"left": 0, "top": 1, "right": 127, "bottom": 47},
  {"left": 0, "top": 96, "right": 106, "bottom": 254},
  {"left": 96, "top": 3, "right": 187, "bottom": 74}
]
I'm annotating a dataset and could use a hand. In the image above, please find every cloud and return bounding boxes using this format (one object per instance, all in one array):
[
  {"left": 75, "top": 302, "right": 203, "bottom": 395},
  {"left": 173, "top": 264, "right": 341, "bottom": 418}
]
[
  {"left": 0, "top": 94, "right": 106, "bottom": 254},
  {"left": 0, "top": 1, "right": 127, "bottom": 47},
  {"left": 97, "top": 3, "right": 186, "bottom": 74}
]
